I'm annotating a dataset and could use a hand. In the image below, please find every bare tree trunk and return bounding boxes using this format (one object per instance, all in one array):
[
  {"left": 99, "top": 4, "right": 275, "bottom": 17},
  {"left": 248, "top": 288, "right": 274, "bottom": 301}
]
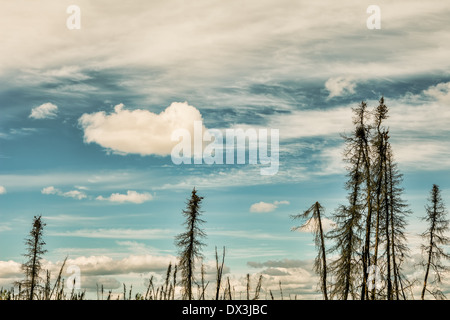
[
  {"left": 316, "top": 202, "right": 328, "bottom": 300},
  {"left": 421, "top": 217, "right": 435, "bottom": 300}
]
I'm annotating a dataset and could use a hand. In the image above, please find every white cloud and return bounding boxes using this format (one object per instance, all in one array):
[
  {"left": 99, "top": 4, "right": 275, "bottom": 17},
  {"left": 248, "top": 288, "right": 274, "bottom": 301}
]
[
  {"left": 325, "top": 76, "right": 356, "bottom": 98},
  {"left": 78, "top": 102, "right": 206, "bottom": 156},
  {"left": 61, "top": 255, "right": 175, "bottom": 276},
  {"left": 422, "top": 81, "right": 450, "bottom": 102},
  {"left": 250, "top": 200, "right": 290, "bottom": 213},
  {"left": 41, "top": 186, "right": 58, "bottom": 194},
  {"left": 250, "top": 202, "right": 277, "bottom": 213},
  {"left": 61, "top": 190, "right": 87, "bottom": 200},
  {"left": 96, "top": 190, "right": 153, "bottom": 204},
  {"left": 0, "top": 260, "right": 22, "bottom": 278},
  {"left": 3, "top": 0, "right": 450, "bottom": 84},
  {"left": 41, "top": 186, "right": 87, "bottom": 200},
  {"left": 0, "top": 185, "right": 6, "bottom": 194},
  {"left": 29, "top": 102, "right": 58, "bottom": 119},
  {"left": 0, "top": 254, "right": 176, "bottom": 292}
]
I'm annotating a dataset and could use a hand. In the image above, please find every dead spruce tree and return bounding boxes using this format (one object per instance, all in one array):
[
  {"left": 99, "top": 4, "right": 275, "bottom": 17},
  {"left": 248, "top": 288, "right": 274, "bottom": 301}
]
[
  {"left": 420, "top": 184, "right": 450, "bottom": 300},
  {"left": 366, "top": 98, "right": 410, "bottom": 300},
  {"left": 291, "top": 201, "right": 328, "bottom": 300},
  {"left": 368, "top": 100, "right": 388, "bottom": 300},
  {"left": 328, "top": 102, "right": 368, "bottom": 300},
  {"left": 175, "top": 188, "right": 206, "bottom": 300},
  {"left": 20, "top": 215, "right": 47, "bottom": 300},
  {"left": 329, "top": 98, "right": 411, "bottom": 300},
  {"left": 380, "top": 140, "right": 412, "bottom": 300}
]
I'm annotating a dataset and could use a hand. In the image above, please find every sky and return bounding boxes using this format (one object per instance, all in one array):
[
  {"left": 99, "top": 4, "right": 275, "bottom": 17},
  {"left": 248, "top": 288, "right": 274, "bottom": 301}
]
[{"left": 0, "top": 0, "right": 449, "bottom": 299}]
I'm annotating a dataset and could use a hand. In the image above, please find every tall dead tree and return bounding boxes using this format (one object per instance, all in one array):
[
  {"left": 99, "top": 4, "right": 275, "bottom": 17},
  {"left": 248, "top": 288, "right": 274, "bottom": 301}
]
[
  {"left": 420, "top": 184, "right": 450, "bottom": 300},
  {"left": 385, "top": 144, "right": 411, "bottom": 299},
  {"left": 291, "top": 201, "right": 329, "bottom": 300},
  {"left": 328, "top": 103, "right": 368, "bottom": 300},
  {"left": 175, "top": 188, "right": 206, "bottom": 300},
  {"left": 21, "top": 215, "right": 47, "bottom": 300}
]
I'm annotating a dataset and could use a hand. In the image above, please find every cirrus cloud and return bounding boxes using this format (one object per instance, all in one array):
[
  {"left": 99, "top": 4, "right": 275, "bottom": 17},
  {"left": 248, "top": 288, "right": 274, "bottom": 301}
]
[{"left": 41, "top": 186, "right": 87, "bottom": 200}]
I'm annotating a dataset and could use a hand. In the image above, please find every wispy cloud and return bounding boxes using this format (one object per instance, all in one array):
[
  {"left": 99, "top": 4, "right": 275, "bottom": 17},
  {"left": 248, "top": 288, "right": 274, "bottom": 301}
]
[
  {"left": 0, "top": 185, "right": 6, "bottom": 195},
  {"left": 209, "top": 229, "right": 295, "bottom": 241},
  {"left": 44, "top": 214, "right": 105, "bottom": 222},
  {"left": 0, "top": 224, "right": 11, "bottom": 232},
  {"left": 49, "top": 228, "right": 174, "bottom": 240},
  {"left": 41, "top": 186, "right": 87, "bottom": 200}
]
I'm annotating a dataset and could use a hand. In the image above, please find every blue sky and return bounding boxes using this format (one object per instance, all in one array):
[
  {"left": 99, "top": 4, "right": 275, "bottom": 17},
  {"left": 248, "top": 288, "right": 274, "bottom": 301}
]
[{"left": 1, "top": 0, "right": 450, "bottom": 298}]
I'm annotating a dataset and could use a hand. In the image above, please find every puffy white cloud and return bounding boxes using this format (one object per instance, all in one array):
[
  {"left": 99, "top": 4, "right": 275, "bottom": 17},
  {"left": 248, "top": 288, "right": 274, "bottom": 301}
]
[
  {"left": 0, "top": 185, "right": 6, "bottom": 194},
  {"left": 29, "top": 102, "right": 58, "bottom": 119},
  {"left": 0, "top": 260, "right": 22, "bottom": 278},
  {"left": 96, "top": 190, "right": 153, "bottom": 204},
  {"left": 250, "top": 200, "right": 290, "bottom": 213},
  {"left": 78, "top": 102, "right": 205, "bottom": 156},
  {"left": 250, "top": 202, "right": 277, "bottom": 213},
  {"left": 325, "top": 76, "right": 356, "bottom": 98},
  {"left": 41, "top": 186, "right": 87, "bottom": 200}
]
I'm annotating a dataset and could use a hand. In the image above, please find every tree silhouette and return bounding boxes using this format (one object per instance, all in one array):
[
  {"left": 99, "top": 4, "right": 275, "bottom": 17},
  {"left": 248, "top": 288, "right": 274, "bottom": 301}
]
[
  {"left": 327, "top": 102, "right": 368, "bottom": 300},
  {"left": 20, "top": 215, "right": 47, "bottom": 300},
  {"left": 175, "top": 188, "right": 206, "bottom": 300},
  {"left": 420, "top": 184, "right": 450, "bottom": 300},
  {"left": 384, "top": 144, "right": 411, "bottom": 299},
  {"left": 292, "top": 201, "right": 329, "bottom": 300}
]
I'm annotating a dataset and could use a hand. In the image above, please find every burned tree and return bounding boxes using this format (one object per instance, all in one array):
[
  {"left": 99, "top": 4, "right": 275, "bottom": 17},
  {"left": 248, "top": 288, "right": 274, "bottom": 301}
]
[
  {"left": 292, "top": 201, "right": 329, "bottom": 300},
  {"left": 20, "top": 215, "right": 47, "bottom": 300},
  {"left": 175, "top": 188, "right": 206, "bottom": 300},
  {"left": 420, "top": 184, "right": 450, "bottom": 300},
  {"left": 328, "top": 102, "right": 368, "bottom": 300}
]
